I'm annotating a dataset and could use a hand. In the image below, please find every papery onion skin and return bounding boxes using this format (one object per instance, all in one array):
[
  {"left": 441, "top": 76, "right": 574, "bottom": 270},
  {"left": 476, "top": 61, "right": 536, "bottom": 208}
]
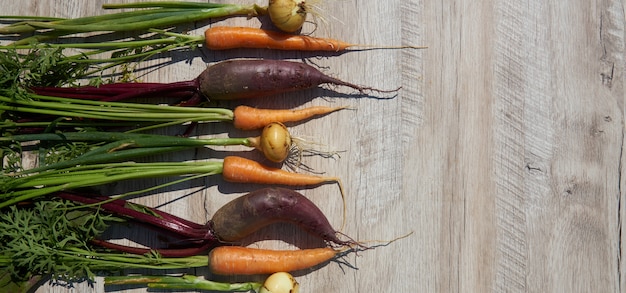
[{"left": 268, "top": 0, "right": 308, "bottom": 33}]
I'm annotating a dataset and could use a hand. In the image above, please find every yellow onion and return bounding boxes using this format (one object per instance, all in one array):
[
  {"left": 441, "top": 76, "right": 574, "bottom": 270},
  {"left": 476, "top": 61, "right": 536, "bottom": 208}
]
[
  {"left": 268, "top": 0, "right": 308, "bottom": 33},
  {"left": 259, "top": 272, "right": 300, "bottom": 293},
  {"left": 256, "top": 122, "right": 293, "bottom": 163}
]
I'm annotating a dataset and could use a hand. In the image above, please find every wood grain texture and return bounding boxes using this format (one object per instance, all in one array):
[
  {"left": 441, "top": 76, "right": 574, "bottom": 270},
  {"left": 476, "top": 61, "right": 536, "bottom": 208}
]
[
  {"left": 418, "top": 0, "right": 625, "bottom": 293},
  {"left": 2, "top": 0, "right": 625, "bottom": 293}
]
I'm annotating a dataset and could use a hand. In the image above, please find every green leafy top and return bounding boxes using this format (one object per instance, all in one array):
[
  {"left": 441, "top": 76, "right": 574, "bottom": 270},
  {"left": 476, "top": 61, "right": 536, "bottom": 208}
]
[
  {"left": 0, "top": 46, "right": 98, "bottom": 96},
  {"left": 0, "top": 199, "right": 122, "bottom": 282}
]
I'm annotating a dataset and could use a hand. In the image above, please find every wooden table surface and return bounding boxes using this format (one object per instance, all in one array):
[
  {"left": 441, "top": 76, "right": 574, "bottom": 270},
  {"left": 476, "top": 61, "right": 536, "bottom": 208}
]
[{"left": 2, "top": 0, "right": 625, "bottom": 293}]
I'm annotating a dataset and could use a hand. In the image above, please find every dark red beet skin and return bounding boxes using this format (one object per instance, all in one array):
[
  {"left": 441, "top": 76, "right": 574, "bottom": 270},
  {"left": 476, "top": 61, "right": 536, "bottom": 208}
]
[
  {"left": 197, "top": 60, "right": 322, "bottom": 100},
  {"left": 30, "top": 59, "right": 394, "bottom": 103},
  {"left": 56, "top": 188, "right": 353, "bottom": 257},
  {"left": 197, "top": 59, "right": 386, "bottom": 100},
  {"left": 211, "top": 187, "right": 351, "bottom": 245}
]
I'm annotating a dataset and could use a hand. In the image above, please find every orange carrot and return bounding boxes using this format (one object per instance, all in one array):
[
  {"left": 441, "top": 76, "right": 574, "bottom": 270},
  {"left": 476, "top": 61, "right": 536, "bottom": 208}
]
[
  {"left": 204, "top": 26, "right": 353, "bottom": 51},
  {"left": 232, "top": 105, "right": 347, "bottom": 130},
  {"left": 222, "top": 156, "right": 338, "bottom": 186},
  {"left": 209, "top": 246, "right": 339, "bottom": 275},
  {"left": 222, "top": 155, "right": 348, "bottom": 230},
  {"left": 203, "top": 26, "right": 427, "bottom": 51}
]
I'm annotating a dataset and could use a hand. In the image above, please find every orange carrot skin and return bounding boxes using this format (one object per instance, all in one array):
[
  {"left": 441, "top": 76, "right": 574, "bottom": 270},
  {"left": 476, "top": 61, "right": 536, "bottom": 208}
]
[
  {"left": 204, "top": 26, "right": 352, "bottom": 51},
  {"left": 221, "top": 156, "right": 333, "bottom": 186},
  {"left": 209, "top": 246, "right": 338, "bottom": 275},
  {"left": 232, "top": 105, "right": 345, "bottom": 130}
]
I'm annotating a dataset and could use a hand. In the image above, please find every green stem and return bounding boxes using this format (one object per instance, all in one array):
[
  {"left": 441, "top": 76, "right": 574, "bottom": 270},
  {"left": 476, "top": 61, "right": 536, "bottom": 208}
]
[
  {"left": 1, "top": 131, "right": 253, "bottom": 147},
  {"left": 0, "top": 120, "right": 150, "bottom": 131},
  {"left": 12, "top": 161, "right": 224, "bottom": 188},
  {"left": 0, "top": 93, "right": 235, "bottom": 127},
  {"left": 6, "top": 29, "right": 203, "bottom": 71},
  {"left": 105, "top": 274, "right": 262, "bottom": 292},
  {"left": 0, "top": 172, "right": 209, "bottom": 210},
  {"left": 0, "top": 161, "right": 224, "bottom": 208},
  {"left": 124, "top": 119, "right": 206, "bottom": 133},
  {"left": 30, "top": 94, "right": 231, "bottom": 113},
  {"left": 102, "top": 2, "right": 242, "bottom": 9},
  {"left": 0, "top": 103, "right": 228, "bottom": 122},
  {"left": 28, "top": 146, "right": 192, "bottom": 174},
  {"left": 3, "top": 132, "right": 254, "bottom": 174},
  {"left": 60, "top": 247, "right": 209, "bottom": 270},
  {"left": 5, "top": 37, "right": 186, "bottom": 50},
  {"left": 0, "top": 16, "right": 64, "bottom": 21},
  {"left": 0, "top": 3, "right": 269, "bottom": 78},
  {"left": 4, "top": 4, "right": 263, "bottom": 40}
]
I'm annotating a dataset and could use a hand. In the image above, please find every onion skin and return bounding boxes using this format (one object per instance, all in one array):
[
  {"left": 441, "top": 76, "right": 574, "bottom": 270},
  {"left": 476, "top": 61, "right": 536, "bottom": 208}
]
[
  {"left": 259, "top": 272, "right": 300, "bottom": 293},
  {"left": 259, "top": 122, "right": 292, "bottom": 163},
  {"left": 268, "top": 0, "right": 307, "bottom": 33}
]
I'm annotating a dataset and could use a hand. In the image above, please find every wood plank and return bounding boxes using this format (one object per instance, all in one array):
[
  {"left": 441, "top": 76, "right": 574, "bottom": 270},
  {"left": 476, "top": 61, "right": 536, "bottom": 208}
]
[
  {"left": 417, "top": 0, "right": 625, "bottom": 292},
  {"left": 491, "top": 1, "right": 623, "bottom": 292}
]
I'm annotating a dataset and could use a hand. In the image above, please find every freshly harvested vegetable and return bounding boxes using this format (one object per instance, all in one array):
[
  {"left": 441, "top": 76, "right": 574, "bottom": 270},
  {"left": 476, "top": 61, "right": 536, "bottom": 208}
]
[
  {"left": 2, "top": 122, "right": 295, "bottom": 172},
  {"left": 0, "top": 197, "right": 360, "bottom": 288},
  {"left": 202, "top": 26, "right": 426, "bottom": 51},
  {"left": 210, "top": 187, "right": 350, "bottom": 244},
  {"left": 31, "top": 59, "right": 399, "bottom": 103},
  {"left": 205, "top": 238, "right": 406, "bottom": 275},
  {"left": 0, "top": 198, "right": 208, "bottom": 289},
  {"left": 0, "top": 2, "right": 267, "bottom": 42},
  {"left": 56, "top": 187, "right": 356, "bottom": 257},
  {"left": 0, "top": 156, "right": 344, "bottom": 209},
  {"left": 259, "top": 272, "right": 300, "bottom": 293},
  {"left": 197, "top": 59, "right": 400, "bottom": 100},
  {"left": 5, "top": 26, "right": 424, "bottom": 60},
  {"left": 208, "top": 238, "right": 407, "bottom": 276},
  {"left": 0, "top": 196, "right": 381, "bottom": 288},
  {"left": 1, "top": 2, "right": 424, "bottom": 86},
  {"left": 258, "top": 122, "right": 292, "bottom": 162},
  {"left": 221, "top": 155, "right": 334, "bottom": 185},
  {"left": 0, "top": 91, "right": 346, "bottom": 133},
  {"left": 2, "top": 25, "right": 424, "bottom": 84},
  {"left": 0, "top": 1, "right": 314, "bottom": 41},
  {"left": 232, "top": 105, "right": 347, "bottom": 130},
  {"left": 104, "top": 272, "right": 298, "bottom": 292},
  {"left": 208, "top": 246, "right": 341, "bottom": 275},
  {"left": 104, "top": 274, "right": 264, "bottom": 292},
  {"left": 118, "top": 0, "right": 310, "bottom": 33},
  {"left": 203, "top": 26, "right": 354, "bottom": 51},
  {"left": 0, "top": 3, "right": 273, "bottom": 87},
  {"left": 268, "top": 0, "right": 308, "bottom": 33},
  {"left": 0, "top": 198, "right": 316, "bottom": 289},
  {"left": 221, "top": 156, "right": 347, "bottom": 228}
]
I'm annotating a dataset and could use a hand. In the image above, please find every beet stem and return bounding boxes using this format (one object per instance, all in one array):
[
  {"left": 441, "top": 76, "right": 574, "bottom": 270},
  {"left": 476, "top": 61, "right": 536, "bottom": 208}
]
[
  {"left": 31, "top": 80, "right": 199, "bottom": 102},
  {"left": 101, "top": 80, "right": 198, "bottom": 102},
  {"left": 56, "top": 192, "right": 212, "bottom": 239},
  {"left": 91, "top": 239, "right": 215, "bottom": 257}
]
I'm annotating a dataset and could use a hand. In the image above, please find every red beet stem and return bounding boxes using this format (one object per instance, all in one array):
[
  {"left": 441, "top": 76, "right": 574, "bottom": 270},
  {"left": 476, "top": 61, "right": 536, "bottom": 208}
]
[
  {"left": 91, "top": 239, "right": 215, "bottom": 257},
  {"left": 31, "top": 80, "right": 199, "bottom": 102},
  {"left": 55, "top": 192, "right": 211, "bottom": 240},
  {"left": 30, "top": 60, "right": 398, "bottom": 103}
]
